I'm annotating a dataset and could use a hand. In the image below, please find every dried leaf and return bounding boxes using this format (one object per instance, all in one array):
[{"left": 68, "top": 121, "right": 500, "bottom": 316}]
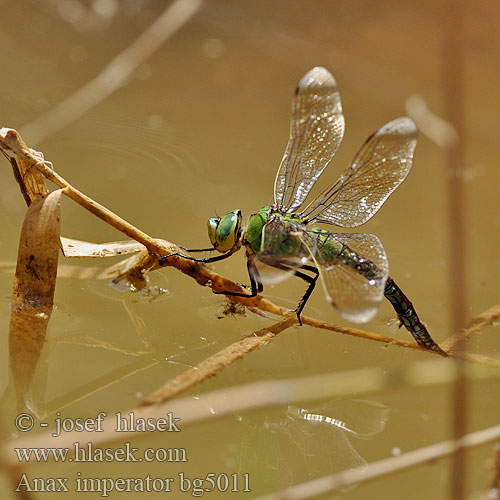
[
  {"left": 0, "top": 262, "right": 129, "bottom": 281},
  {"left": 8, "top": 189, "right": 63, "bottom": 409},
  {"left": 56, "top": 264, "right": 125, "bottom": 280},
  {"left": 60, "top": 237, "right": 146, "bottom": 257}
]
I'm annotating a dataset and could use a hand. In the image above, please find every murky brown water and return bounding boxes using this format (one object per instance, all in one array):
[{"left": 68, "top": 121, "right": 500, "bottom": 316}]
[{"left": 0, "top": 1, "right": 498, "bottom": 498}]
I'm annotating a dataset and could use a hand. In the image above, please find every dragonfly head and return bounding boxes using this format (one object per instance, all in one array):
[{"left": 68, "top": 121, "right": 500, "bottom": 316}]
[{"left": 207, "top": 209, "right": 243, "bottom": 253}]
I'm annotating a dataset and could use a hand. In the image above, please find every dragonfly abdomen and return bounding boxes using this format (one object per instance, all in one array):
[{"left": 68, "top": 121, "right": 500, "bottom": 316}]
[
  {"left": 384, "top": 277, "right": 447, "bottom": 356},
  {"left": 311, "top": 228, "right": 383, "bottom": 282},
  {"left": 311, "top": 229, "right": 446, "bottom": 355}
]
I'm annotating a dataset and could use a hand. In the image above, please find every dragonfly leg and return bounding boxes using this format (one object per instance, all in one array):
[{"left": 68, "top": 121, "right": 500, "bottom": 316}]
[
  {"left": 293, "top": 265, "right": 319, "bottom": 326},
  {"left": 159, "top": 251, "right": 233, "bottom": 265},
  {"left": 384, "top": 277, "right": 447, "bottom": 356},
  {"left": 270, "top": 261, "right": 319, "bottom": 326}
]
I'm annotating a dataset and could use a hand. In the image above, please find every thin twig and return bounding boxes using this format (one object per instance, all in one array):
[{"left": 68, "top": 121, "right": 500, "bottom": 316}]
[
  {"left": 19, "top": 0, "right": 204, "bottom": 146},
  {"left": 441, "top": 301, "right": 500, "bottom": 352},
  {"left": 302, "top": 316, "right": 499, "bottom": 365},
  {"left": 252, "top": 424, "right": 500, "bottom": 500},
  {"left": 302, "top": 316, "right": 436, "bottom": 354}
]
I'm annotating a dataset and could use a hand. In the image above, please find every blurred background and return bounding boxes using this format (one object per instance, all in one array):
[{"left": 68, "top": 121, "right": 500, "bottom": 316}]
[{"left": 0, "top": 0, "right": 498, "bottom": 498}]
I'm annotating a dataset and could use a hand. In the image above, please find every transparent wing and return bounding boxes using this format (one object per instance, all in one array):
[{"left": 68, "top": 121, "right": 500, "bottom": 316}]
[
  {"left": 285, "top": 398, "right": 389, "bottom": 441},
  {"left": 239, "top": 399, "right": 389, "bottom": 493},
  {"left": 257, "top": 219, "right": 388, "bottom": 323},
  {"left": 239, "top": 418, "right": 293, "bottom": 491},
  {"left": 274, "top": 67, "right": 344, "bottom": 213},
  {"left": 301, "top": 117, "right": 417, "bottom": 227},
  {"left": 302, "top": 231, "right": 389, "bottom": 323},
  {"left": 253, "top": 217, "right": 314, "bottom": 285}
]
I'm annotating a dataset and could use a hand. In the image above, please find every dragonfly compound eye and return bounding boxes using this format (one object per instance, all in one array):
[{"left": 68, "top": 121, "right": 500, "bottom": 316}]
[
  {"left": 207, "top": 217, "right": 220, "bottom": 248},
  {"left": 214, "top": 209, "right": 242, "bottom": 253}
]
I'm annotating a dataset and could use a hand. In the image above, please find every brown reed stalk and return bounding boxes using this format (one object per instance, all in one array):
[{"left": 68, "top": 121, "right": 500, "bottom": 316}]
[{"left": 442, "top": 0, "right": 468, "bottom": 498}]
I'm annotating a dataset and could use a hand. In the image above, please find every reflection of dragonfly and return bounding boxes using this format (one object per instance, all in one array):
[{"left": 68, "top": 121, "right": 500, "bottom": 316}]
[
  {"left": 161, "top": 67, "right": 445, "bottom": 356},
  {"left": 239, "top": 400, "right": 389, "bottom": 494}
]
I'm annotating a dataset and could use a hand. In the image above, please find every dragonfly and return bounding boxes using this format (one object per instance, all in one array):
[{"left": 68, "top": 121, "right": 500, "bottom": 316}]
[{"left": 161, "top": 67, "right": 446, "bottom": 356}]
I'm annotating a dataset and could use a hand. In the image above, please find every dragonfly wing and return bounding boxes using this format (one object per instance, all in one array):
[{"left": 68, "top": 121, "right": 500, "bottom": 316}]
[
  {"left": 302, "top": 231, "right": 389, "bottom": 323},
  {"left": 239, "top": 400, "right": 384, "bottom": 492},
  {"left": 274, "top": 67, "right": 344, "bottom": 213},
  {"left": 302, "top": 117, "right": 417, "bottom": 227},
  {"left": 286, "top": 398, "right": 389, "bottom": 441},
  {"left": 254, "top": 217, "right": 314, "bottom": 285}
]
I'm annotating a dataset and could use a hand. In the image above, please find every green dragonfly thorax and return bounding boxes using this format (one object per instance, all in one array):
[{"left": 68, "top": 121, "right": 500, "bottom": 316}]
[
  {"left": 245, "top": 206, "right": 307, "bottom": 258},
  {"left": 245, "top": 206, "right": 271, "bottom": 254}
]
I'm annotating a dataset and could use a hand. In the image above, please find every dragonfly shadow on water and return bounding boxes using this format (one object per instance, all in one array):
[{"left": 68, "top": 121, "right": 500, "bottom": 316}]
[{"left": 238, "top": 399, "right": 389, "bottom": 495}]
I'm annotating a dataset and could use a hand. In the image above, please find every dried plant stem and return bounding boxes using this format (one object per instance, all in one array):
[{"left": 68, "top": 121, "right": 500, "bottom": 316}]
[
  {"left": 448, "top": 352, "right": 500, "bottom": 367},
  {"left": 303, "top": 316, "right": 432, "bottom": 354},
  {"left": 491, "top": 439, "right": 500, "bottom": 491},
  {"left": 302, "top": 316, "right": 499, "bottom": 365},
  {"left": 45, "top": 166, "right": 171, "bottom": 255},
  {"left": 252, "top": 424, "right": 500, "bottom": 500},
  {"left": 442, "top": 301, "right": 500, "bottom": 352},
  {"left": 443, "top": 0, "right": 467, "bottom": 497}
]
